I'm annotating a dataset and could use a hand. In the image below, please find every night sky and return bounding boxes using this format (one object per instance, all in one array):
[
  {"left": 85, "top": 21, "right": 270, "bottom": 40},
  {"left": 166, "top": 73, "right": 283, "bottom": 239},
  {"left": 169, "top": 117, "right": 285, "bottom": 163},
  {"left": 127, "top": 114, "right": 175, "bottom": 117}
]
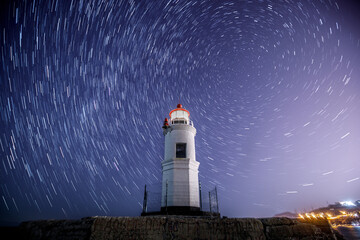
[{"left": 1, "top": 0, "right": 360, "bottom": 224}]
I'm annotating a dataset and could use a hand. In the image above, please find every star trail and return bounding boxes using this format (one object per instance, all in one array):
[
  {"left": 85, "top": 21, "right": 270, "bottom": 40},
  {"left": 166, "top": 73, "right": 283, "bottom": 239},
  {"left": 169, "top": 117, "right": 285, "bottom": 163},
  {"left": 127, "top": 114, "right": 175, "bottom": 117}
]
[{"left": 1, "top": 0, "right": 360, "bottom": 224}]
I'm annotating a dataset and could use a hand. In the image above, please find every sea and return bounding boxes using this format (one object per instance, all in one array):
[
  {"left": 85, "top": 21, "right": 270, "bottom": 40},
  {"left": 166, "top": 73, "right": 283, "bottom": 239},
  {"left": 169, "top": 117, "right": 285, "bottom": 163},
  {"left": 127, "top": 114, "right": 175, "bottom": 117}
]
[{"left": 334, "top": 226, "right": 360, "bottom": 240}]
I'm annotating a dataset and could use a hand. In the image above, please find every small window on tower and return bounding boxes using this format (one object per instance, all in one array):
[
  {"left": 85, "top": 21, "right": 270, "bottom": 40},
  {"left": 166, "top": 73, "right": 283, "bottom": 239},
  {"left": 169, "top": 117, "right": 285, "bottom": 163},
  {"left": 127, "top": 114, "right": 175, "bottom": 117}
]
[{"left": 176, "top": 143, "right": 186, "bottom": 158}]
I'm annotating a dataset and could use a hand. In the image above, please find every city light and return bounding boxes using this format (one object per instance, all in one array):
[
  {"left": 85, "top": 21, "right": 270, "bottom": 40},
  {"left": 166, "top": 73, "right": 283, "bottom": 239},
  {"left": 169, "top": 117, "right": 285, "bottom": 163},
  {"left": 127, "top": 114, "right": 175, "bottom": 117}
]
[
  {"left": 298, "top": 211, "right": 359, "bottom": 221},
  {"left": 339, "top": 201, "right": 356, "bottom": 207}
]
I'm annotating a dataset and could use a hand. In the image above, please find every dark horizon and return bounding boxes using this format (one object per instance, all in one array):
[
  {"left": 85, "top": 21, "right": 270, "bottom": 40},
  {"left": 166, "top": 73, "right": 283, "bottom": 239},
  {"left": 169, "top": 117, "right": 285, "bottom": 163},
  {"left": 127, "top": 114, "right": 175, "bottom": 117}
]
[{"left": 1, "top": 0, "right": 360, "bottom": 224}]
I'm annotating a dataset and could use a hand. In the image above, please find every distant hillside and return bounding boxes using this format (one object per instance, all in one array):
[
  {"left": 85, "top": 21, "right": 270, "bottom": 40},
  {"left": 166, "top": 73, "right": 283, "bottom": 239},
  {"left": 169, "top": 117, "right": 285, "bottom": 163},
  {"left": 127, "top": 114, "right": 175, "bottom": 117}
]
[
  {"left": 274, "top": 212, "right": 298, "bottom": 218},
  {"left": 276, "top": 201, "right": 360, "bottom": 226}
]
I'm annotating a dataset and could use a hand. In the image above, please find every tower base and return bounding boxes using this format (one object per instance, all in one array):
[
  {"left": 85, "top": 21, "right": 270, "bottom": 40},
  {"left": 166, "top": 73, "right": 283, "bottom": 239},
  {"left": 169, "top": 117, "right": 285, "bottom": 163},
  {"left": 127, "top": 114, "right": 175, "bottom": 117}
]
[{"left": 141, "top": 207, "right": 220, "bottom": 217}]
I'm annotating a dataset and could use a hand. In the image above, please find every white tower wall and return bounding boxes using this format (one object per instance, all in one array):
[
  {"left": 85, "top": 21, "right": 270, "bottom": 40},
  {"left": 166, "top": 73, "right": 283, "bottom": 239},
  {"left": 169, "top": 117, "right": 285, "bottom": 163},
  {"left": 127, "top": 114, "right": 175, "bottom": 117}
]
[{"left": 161, "top": 123, "right": 200, "bottom": 209}]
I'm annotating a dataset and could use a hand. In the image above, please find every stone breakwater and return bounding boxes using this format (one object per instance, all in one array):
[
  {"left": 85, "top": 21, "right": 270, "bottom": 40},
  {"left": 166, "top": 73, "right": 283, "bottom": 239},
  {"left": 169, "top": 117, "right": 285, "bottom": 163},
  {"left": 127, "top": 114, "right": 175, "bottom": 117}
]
[{"left": 14, "top": 216, "right": 343, "bottom": 239}]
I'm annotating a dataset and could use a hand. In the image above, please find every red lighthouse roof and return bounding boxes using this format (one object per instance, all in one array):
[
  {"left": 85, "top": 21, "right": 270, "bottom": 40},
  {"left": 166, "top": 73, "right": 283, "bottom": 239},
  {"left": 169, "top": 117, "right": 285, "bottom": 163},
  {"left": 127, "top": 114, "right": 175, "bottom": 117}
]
[{"left": 169, "top": 104, "right": 190, "bottom": 117}]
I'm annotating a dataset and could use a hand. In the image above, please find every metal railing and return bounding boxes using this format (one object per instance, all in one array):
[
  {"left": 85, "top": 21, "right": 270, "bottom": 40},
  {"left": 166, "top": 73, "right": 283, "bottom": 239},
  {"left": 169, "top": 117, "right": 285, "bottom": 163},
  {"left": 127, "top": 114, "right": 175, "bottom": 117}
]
[{"left": 142, "top": 181, "right": 219, "bottom": 214}]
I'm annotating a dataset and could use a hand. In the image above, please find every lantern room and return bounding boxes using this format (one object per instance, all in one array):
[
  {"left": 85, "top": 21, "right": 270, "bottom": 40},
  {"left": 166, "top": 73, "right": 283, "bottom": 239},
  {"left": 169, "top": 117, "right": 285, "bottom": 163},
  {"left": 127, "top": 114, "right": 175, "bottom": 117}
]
[{"left": 169, "top": 104, "right": 190, "bottom": 125}]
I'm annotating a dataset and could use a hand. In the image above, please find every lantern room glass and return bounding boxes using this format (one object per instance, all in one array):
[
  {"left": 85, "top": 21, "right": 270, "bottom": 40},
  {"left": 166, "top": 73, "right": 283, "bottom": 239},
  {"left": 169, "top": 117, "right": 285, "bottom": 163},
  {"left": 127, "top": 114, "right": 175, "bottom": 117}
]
[{"left": 170, "top": 110, "right": 189, "bottom": 124}]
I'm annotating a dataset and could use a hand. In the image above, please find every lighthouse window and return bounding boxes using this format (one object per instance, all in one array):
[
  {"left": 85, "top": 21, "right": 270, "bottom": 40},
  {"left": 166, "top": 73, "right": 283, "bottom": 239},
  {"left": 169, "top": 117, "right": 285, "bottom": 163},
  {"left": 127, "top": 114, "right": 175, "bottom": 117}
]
[
  {"left": 172, "top": 120, "right": 187, "bottom": 125},
  {"left": 176, "top": 143, "right": 186, "bottom": 158}
]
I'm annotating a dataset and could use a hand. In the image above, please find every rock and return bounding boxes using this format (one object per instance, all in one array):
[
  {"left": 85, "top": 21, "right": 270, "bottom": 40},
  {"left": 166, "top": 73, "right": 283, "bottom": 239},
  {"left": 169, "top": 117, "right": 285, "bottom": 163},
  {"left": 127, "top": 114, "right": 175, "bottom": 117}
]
[{"left": 3, "top": 216, "right": 341, "bottom": 240}]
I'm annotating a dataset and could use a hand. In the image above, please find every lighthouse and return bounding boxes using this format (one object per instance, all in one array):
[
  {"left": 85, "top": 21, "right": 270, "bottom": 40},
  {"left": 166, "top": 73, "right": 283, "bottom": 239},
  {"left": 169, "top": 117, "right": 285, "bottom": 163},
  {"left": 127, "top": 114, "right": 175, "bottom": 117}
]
[{"left": 161, "top": 104, "right": 200, "bottom": 213}]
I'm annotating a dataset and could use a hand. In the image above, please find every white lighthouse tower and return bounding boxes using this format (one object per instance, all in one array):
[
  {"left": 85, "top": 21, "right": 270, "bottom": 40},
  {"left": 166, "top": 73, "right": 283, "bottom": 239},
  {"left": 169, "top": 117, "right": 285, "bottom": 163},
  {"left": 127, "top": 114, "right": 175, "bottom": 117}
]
[{"left": 161, "top": 104, "right": 200, "bottom": 213}]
